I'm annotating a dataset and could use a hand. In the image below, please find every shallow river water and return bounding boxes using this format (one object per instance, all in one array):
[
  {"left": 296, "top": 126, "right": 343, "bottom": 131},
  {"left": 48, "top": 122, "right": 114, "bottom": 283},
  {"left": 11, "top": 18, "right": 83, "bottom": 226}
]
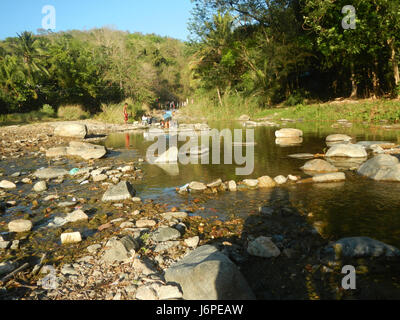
[{"left": 102, "top": 120, "right": 400, "bottom": 248}]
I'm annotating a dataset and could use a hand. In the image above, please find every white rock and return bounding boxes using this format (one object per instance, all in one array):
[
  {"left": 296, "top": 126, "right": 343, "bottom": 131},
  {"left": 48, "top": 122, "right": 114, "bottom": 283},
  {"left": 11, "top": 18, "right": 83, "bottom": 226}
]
[
  {"left": 325, "top": 144, "right": 368, "bottom": 158},
  {"left": 274, "top": 175, "right": 288, "bottom": 185},
  {"left": 184, "top": 236, "right": 200, "bottom": 248},
  {"left": 65, "top": 210, "right": 88, "bottom": 223},
  {"left": 61, "top": 232, "right": 82, "bottom": 244},
  {"left": 275, "top": 128, "right": 303, "bottom": 138},
  {"left": 0, "top": 180, "right": 16, "bottom": 189},
  {"left": 228, "top": 180, "right": 237, "bottom": 192},
  {"left": 8, "top": 219, "right": 32, "bottom": 233},
  {"left": 243, "top": 179, "right": 259, "bottom": 188},
  {"left": 33, "top": 181, "right": 47, "bottom": 192}
]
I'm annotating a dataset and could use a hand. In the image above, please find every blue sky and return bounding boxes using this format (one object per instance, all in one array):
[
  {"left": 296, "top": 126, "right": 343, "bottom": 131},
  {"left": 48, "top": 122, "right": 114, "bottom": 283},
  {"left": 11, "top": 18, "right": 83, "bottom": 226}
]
[{"left": 0, "top": 0, "right": 194, "bottom": 40}]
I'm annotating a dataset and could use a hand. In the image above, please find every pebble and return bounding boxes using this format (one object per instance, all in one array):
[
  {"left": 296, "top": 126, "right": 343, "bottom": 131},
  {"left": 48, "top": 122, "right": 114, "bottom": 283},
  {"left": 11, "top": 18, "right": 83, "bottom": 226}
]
[
  {"left": 136, "top": 219, "right": 157, "bottom": 228},
  {"left": 8, "top": 219, "right": 33, "bottom": 233},
  {"left": 33, "top": 181, "right": 47, "bottom": 192},
  {"left": 184, "top": 236, "right": 200, "bottom": 248},
  {"left": 0, "top": 180, "right": 17, "bottom": 189}
]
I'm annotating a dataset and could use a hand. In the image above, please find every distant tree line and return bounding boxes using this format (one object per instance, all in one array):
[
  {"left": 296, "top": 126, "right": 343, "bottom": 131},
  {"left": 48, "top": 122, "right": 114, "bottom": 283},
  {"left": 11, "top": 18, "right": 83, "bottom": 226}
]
[
  {"left": 0, "top": 28, "right": 192, "bottom": 114},
  {"left": 188, "top": 0, "right": 400, "bottom": 106}
]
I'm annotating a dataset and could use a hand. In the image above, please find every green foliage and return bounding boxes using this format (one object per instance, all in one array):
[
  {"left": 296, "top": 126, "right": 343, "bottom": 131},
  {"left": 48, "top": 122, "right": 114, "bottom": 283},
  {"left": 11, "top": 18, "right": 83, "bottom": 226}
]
[
  {"left": 40, "top": 104, "right": 55, "bottom": 116},
  {"left": 57, "top": 105, "right": 89, "bottom": 120}
]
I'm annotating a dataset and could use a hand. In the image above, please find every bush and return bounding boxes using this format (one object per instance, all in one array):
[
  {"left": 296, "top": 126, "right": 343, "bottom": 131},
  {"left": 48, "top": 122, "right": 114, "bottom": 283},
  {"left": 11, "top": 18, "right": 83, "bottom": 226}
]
[
  {"left": 95, "top": 100, "right": 145, "bottom": 124},
  {"left": 40, "top": 104, "right": 55, "bottom": 117},
  {"left": 57, "top": 105, "right": 89, "bottom": 120}
]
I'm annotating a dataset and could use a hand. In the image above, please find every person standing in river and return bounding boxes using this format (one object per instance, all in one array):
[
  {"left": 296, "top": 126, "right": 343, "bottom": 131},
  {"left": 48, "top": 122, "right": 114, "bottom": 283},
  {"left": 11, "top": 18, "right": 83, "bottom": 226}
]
[{"left": 123, "top": 103, "right": 129, "bottom": 124}]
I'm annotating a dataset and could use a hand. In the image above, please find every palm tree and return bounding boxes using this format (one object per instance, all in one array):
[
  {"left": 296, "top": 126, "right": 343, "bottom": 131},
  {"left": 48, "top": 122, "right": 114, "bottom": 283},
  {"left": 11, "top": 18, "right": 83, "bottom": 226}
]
[{"left": 13, "top": 31, "right": 49, "bottom": 97}]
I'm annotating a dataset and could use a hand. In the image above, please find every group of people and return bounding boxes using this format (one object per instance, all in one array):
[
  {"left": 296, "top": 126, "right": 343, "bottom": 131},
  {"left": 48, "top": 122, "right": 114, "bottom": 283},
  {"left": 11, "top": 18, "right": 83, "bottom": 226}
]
[{"left": 123, "top": 103, "right": 176, "bottom": 129}]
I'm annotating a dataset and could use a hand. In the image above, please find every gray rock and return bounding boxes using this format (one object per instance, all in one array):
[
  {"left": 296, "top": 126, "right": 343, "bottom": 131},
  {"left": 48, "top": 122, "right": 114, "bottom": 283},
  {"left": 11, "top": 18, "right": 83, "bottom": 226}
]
[
  {"left": 87, "top": 244, "right": 102, "bottom": 253},
  {"left": 154, "top": 241, "right": 180, "bottom": 253},
  {"left": 301, "top": 159, "right": 338, "bottom": 173},
  {"left": 357, "top": 154, "right": 400, "bottom": 181},
  {"left": 46, "top": 147, "right": 68, "bottom": 158},
  {"left": 102, "top": 181, "right": 136, "bottom": 202},
  {"left": 247, "top": 237, "right": 281, "bottom": 258},
  {"left": 162, "top": 212, "right": 188, "bottom": 220},
  {"left": 33, "top": 168, "right": 68, "bottom": 179},
  {"left": 61, "top": 264, "right": 78, "bottom": 276},
  {"left": 101, "top": 236, "right": 139, "bottom": 263},
  {"left": 33, "top": 181, "right": 47, "bottom": 192},
  {"left": 207, "top": 179, "right": 222, "bottom": 188},
  {"left": 164, "top": 245, "right": 255, "bottom": 300},
  {"left": 93, "top": 174, "right": 108, "bottom": 182},
  {"left": 54, "top": 123, "right": 87, "bottom": 139},
  {"left": 324, "top": 237, "right": 400, "bottom": 260},
  {"left": 67, "top": 141, "right": 107, "bottom": 160},
  {"left": 154, "top": 285, "right": 183, "bottom": 300},
  {"left": 326, "top": 143, "right": 367, "bottom": 158},
  {"left": 189, "top": 181, "right": 207, "bottom": 192},
  {"left": 152, "top": 227, "right": 181, "bottom": 242},
  {"left": 136, "top": 219, "right": 157, "bottom": 228},
  {"left": 135, "top": 286, "right": 157, "bottom": 300}
]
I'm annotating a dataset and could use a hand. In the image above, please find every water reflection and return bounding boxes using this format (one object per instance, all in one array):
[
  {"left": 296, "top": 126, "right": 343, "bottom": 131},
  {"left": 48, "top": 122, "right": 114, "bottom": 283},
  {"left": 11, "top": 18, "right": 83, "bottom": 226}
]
[{"left": 101, "top": 121, "right": 400, "bottom": 247}]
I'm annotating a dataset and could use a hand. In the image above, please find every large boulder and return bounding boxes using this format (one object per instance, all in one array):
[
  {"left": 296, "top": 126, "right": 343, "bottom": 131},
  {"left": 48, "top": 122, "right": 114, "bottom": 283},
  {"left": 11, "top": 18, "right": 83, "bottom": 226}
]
[
  {"left": 66, "top": 141, "right": 107, "bottom": 160},
  {"left": 275, "top": 128, "right": 303, "bottom": 138},
  {"left": 164, "top": 245, "right": 255, "bottom": 300},
  {"left": 54, "top": 123, "right": 87, "bottom": 139},
  {"left": 102, "top": 181, "right": 136, "bottom": 202},
  {"left": 33, "top": 168, "right": 69, "bottom": 179},
  {"left": 357, "top": 154, "right": 400, "bottom": 181},
  {"left": 325, "top": 143, "right": 367, "bottom": 158},
  {"left": 323, "top": 237, "right": 400, "bottom": 260},
  {"left": 301, "top": 159, "right": 338, "bottom": 173}
]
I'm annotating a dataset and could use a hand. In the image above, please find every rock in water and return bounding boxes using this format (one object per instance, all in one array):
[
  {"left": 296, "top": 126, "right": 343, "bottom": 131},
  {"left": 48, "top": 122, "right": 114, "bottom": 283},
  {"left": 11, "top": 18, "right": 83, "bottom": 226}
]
[
  {"left": 326, "top": 134, "right": 352, "bottom": 142},
  {"left": 8, "top": 219, "right": 32, "bottom": 233},
  {"left": 228, "top": 180, "right": 237, "bottom": 192},
  {"left": 357, "top": 154, "right": 400, "bottom": 181},
  {"left": 66, "top": 210, "right": 89, "bottom": 223},
  {"left": 258, "top": 176, "right": 277, "bottom": 188},
  {"left": 0, "top": 180, "right": 16, "bottom": 189},
  {"left": 275, "top": 128, "right": 303, "bottom": 138},
  {"left": 33, "top": 181, "right": 47, "bottom": 192},
  {"left": 66, "top": 141, "right": 107, "bottom": 160},
  {"left": 247, "top": 237, "right": 281, "bottom": 258},
  {"left": 243, "top": 179, "right": 259, "bottom": 188},
  {"left": 312, "top": 172, "right": 346, "bottom": 183},
  {"left": 207, "top": 179, "right": 222, "bottom": 188},
  {"left": 102, "top": 181, "right": 136, "bottom": 202},
  {"left": 323, "top": 237, "right": 400, "bottom": 260},
  {"left": 325, "top": 144, "right": 367, "bottom": 158},
  {"left": 164, "top": 245, "right": 255, "bottom": 300},
  {"left": 54, "top": 123, "right": 87, "bottom": 139},
  {"left": 61, "top": 232, "right": 82, "bottom": 244},
  {"left": 301, "top": 159, "right": 338, "bottom": 173},
  {"left": 188, "top": 181, "right": 207, "bottom": 192},
  {"left": 154, "top": 147, "right": 178, "bottom": 163},
  {"left": 274, "top": 175, "right": 288, "bottom": 185},
  {"left": 275, "top": 137, "right": 303, "bottom": 146},
  {"left": 33, "top": 168, "right": 69, "bottom": 179}
]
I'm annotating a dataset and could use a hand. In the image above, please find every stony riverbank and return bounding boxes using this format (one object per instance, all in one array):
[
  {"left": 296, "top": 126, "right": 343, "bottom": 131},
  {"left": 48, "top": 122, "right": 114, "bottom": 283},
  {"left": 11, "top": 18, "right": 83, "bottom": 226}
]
[{"left": 1, "top": 121, "right": 400, "bottom": 300}]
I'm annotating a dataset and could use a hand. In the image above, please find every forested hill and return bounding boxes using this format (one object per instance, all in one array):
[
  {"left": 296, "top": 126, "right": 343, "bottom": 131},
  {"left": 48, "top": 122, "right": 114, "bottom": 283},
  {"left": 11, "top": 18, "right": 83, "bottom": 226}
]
[
  {"left": 1, "top": 0, "right": 400, "bottom": 116},
  {"left": 0, "top": 28, "right": 192, "bottom": 113}
]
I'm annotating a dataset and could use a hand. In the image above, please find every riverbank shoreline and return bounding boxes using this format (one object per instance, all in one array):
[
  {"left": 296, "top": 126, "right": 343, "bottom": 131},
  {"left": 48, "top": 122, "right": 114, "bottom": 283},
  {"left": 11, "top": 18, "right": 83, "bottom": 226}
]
[{"left": 1, "top": 120, "right": 400, "bottom": 300}]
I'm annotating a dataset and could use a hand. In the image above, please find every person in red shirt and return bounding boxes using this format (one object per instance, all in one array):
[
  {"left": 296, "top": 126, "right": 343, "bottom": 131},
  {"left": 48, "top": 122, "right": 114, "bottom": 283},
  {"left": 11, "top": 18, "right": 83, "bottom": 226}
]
[{"left": 123, "top": 103, "right": 129, "bottom": 124}]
